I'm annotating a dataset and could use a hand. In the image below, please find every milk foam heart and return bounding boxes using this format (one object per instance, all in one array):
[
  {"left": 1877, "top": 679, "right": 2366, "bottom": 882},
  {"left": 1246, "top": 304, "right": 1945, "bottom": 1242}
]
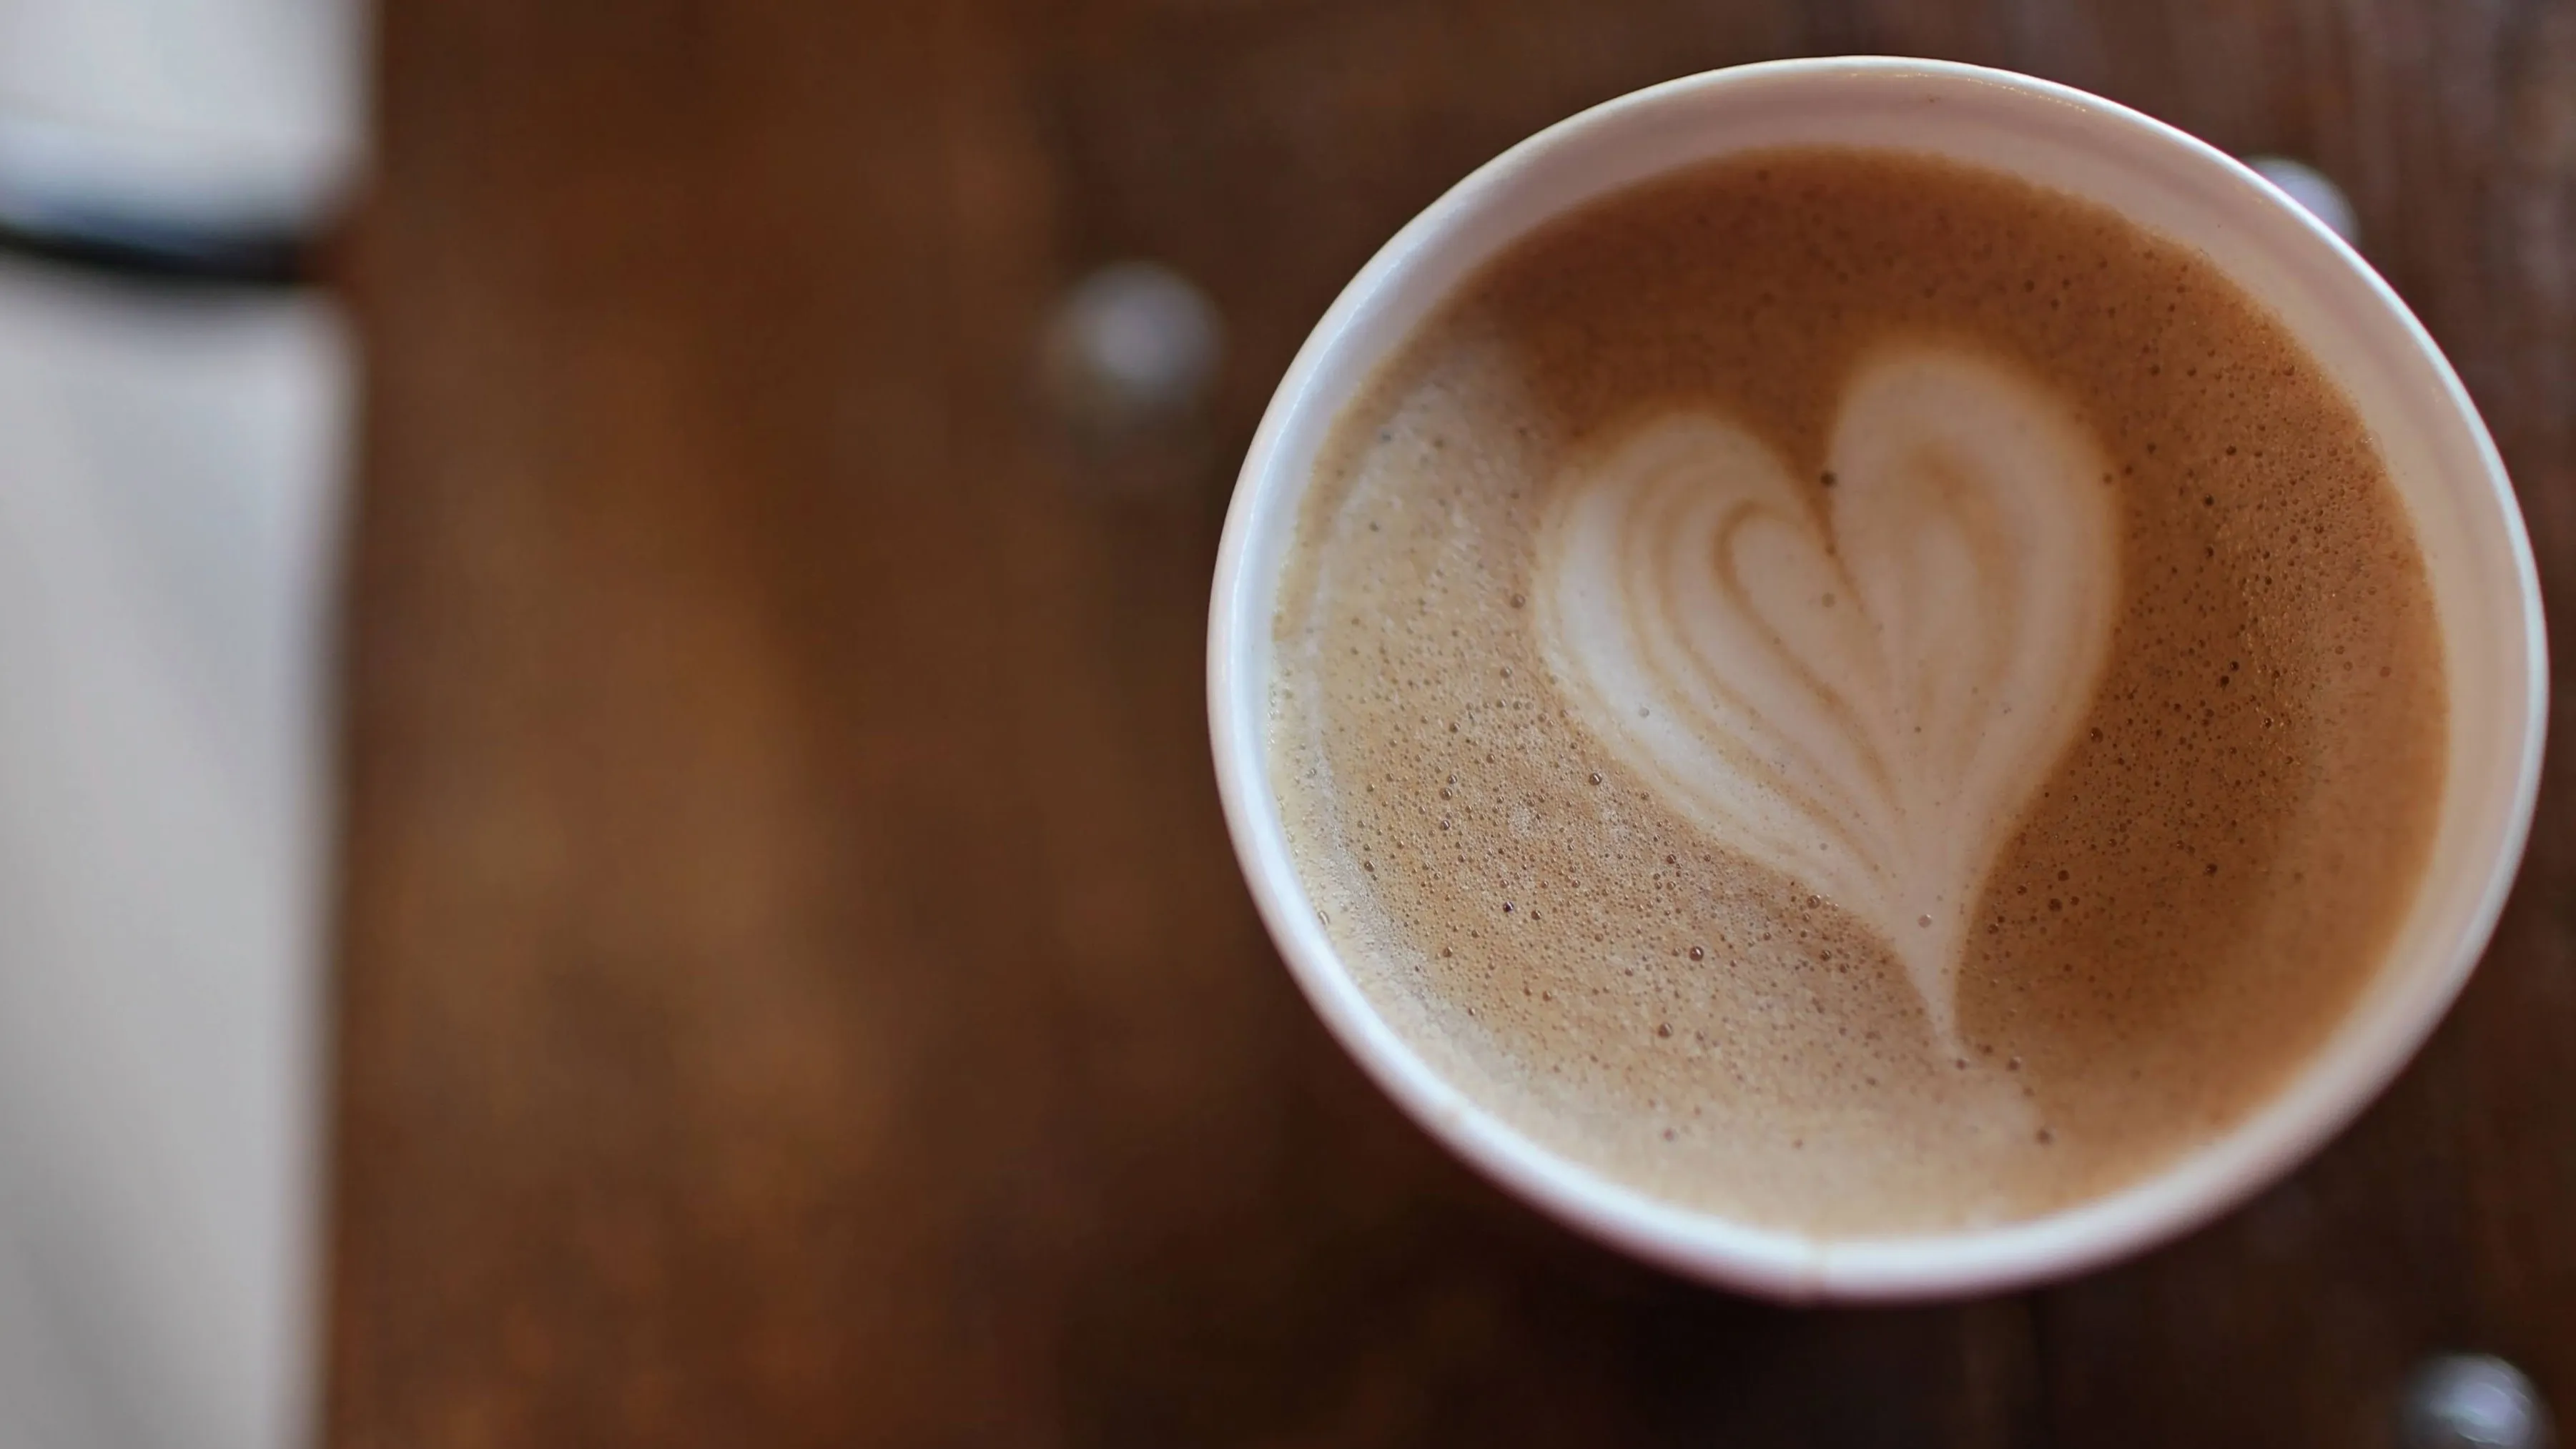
[{"left": 1534, "top": 345, "right": 2121, "bottom": 1050}]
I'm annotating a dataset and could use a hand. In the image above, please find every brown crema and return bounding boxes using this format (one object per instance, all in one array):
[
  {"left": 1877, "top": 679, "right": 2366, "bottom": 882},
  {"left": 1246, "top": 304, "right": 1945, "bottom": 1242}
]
[{"left": 1268, "top": 147, "right": 2447, "bottom": 1236}]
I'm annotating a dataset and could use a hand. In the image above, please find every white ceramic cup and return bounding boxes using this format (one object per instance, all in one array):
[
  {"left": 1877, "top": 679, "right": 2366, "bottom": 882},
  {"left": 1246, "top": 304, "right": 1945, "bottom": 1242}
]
[{"left": 1206, "top": 57, "right": 2548, "bottom": 1302}]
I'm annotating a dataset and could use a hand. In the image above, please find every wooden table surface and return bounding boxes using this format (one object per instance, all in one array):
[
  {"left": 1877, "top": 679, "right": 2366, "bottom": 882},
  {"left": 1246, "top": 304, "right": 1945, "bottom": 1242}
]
[{"left": 325, "top": 1, "right": 2575, "bottom": 1443}]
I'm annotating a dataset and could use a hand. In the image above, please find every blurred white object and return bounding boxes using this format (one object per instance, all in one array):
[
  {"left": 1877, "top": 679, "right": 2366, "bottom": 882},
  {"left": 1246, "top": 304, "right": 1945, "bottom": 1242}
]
[
  {"left": 2246, "top": 154, "right": 2360, "bottom": 246},
  {"left": 1040, "top": 261, "right": 1224, "bottom": 437},
  {"left": 0, "top": 259, "right": 349, "bottom": 1448},
  {"left": 2400, "top": 1354, "right": 2557, "bottom": 1449},
  {"left": 0, "top": 0, "right": 367, "bottom": 239}
]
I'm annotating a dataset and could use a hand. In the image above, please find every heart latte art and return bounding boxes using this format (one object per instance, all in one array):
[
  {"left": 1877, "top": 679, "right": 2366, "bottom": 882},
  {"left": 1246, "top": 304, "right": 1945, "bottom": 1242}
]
[{"left": 1536, "top": 347, "right": 2118, "bottom": 1050}]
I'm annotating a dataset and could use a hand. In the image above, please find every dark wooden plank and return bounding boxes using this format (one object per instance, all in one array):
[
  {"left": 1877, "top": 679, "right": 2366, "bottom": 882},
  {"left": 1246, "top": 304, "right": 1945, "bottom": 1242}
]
[{"left": 326, "top": 0, "right": 2575, "bottom": 1444}]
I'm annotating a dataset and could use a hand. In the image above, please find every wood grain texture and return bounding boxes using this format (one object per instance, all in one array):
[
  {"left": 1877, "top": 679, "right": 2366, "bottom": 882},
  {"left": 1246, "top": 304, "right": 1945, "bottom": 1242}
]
[{"left": 327, "top": 0, "right": 2575, "bottom": 1444}]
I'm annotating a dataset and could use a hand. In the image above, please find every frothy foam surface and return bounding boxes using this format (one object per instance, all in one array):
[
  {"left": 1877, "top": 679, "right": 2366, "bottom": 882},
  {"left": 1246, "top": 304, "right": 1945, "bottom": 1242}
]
[{"left": 1268, "top": 149, "right": 2447, "bottom": 1237}]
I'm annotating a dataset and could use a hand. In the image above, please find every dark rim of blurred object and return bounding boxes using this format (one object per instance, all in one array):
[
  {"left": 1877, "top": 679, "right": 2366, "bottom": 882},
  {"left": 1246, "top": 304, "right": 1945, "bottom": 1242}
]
[{"left": 0, "top": 211, "right": 310, "bottom": 288}]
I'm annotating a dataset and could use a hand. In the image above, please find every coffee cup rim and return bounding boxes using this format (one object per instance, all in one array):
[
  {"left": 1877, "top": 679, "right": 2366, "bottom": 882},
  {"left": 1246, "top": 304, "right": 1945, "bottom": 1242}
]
[{"left": 1206, "top": 56, "right": 2549, "bottom": 1302}]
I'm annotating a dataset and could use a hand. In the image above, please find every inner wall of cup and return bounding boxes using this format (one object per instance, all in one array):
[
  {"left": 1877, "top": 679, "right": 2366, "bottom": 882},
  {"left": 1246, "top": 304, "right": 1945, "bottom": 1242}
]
[{"left": 1220, "top": 60, "right": 2540, "bottom": 1292}]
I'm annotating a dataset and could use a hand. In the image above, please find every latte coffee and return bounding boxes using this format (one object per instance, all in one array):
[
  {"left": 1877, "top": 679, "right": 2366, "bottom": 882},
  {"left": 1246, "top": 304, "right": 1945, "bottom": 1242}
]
[{"left": 1268, "top": 147, "right": 2448, "bottom": 1235}]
